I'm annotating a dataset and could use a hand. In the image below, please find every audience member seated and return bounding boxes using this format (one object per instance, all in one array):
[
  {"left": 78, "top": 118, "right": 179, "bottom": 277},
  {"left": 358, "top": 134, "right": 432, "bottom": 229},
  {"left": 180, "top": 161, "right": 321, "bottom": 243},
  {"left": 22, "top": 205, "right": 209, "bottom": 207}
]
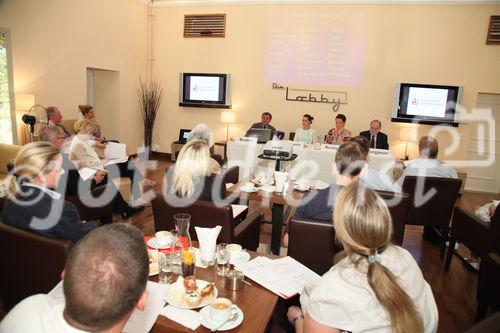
[
  {"left": 325, "top": 113, "right": 352, "bottom": 145},
  {"left": 69, "top": 119, "right": 151, "bottom": 206},
  {"left": 245, "top": 112, "right": 276, "bottom": 138},
  {"left": 46, "top": 106, "right": 71, "bottom": 138},
  {"left": 78, "top": 104, "right": 103, "bottom": 140},
  {"left": 395, "top": 135, "right": 458, "bottom": 188},
  {"left": 350, "top": 136, "right": 397, "bottom": 192},
  {"left": 287, "top": 183, "right": 438, "bottom": 333},
  {"left": 1, "top": 142, "right": 97, "bottom": 242},
  {"left": 0, "top": 223, "right": 149, "bottom": 333},
  {"left": 39, "top": 126, "right": 143, "bottom": 219},
  {"left": 293, "top": 114, "right": 317, "bottom": 144},
  {"left": 359, "top": 119, "right": 389, "bottom": 149},
  {"left": 165, "top": 139, "right": 225, "bottom": 203},
  {"left": 187, "top": 123, "right": 221, "bottom": 173},
  {"left": 283, "top": 141, "right": 366, "bottom": 247}
]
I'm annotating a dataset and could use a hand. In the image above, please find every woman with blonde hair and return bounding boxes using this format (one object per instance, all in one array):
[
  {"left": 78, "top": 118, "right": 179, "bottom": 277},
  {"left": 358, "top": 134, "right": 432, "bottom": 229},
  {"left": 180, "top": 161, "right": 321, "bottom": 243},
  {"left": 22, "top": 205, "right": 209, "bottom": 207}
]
[
  {"left": 2, "top": 142, "right": 97, "bottom": 242},
  {"left": 288, "top": 183, "right": 438, "bottom": 333},
  {"left": 167, "top": 139, "right": 224, "bottom": 202},
  {"left": 187, "top": 123, "right": 221, "bottom": 173}
]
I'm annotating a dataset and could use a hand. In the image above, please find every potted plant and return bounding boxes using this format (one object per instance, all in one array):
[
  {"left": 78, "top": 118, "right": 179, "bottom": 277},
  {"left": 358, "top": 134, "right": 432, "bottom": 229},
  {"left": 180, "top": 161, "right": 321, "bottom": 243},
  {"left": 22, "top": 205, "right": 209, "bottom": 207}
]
[{"left": 138, "top": 77, "right": 163, "bottom": 150}]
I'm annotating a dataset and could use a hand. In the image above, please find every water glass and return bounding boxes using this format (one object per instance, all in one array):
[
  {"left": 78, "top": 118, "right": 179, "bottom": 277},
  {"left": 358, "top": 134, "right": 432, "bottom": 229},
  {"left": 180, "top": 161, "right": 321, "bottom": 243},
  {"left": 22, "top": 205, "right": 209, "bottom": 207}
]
[
  {"left": 158, "top": 252, "right": 174, "bottom": 284},
  {"left": 216, "top": 243, "right": 230, "bottom": 276},
  {"left": 169, "top": 229, "right": 182, "bottom": 277}
]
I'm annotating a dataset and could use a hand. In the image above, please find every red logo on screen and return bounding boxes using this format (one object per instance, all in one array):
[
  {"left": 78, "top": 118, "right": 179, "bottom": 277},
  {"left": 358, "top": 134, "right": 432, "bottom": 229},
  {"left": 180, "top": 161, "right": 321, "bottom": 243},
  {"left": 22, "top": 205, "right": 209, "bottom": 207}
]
[{"left": 411, "top": 97, "right": 418, "bottom": 105}]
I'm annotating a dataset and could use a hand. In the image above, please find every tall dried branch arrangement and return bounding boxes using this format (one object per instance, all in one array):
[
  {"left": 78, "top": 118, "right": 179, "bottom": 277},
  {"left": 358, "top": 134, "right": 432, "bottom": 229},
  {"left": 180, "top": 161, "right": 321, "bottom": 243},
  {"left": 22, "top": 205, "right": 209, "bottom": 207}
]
[{"left": 138, "top": 77, "right": 163, "bottom": 149}]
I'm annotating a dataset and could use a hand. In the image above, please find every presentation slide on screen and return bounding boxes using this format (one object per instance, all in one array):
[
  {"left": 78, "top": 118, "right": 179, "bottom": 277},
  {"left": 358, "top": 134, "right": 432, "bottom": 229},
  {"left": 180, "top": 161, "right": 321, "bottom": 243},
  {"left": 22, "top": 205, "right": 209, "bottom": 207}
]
[
  {"left": 406, "top": 87, "right": 448, "bottom": 118},
  {"left": 264, "top": 11, "right": 366, "bottom": 86},
  {"left": 189, "top": 76, "right": 220, "bottom": 101}
]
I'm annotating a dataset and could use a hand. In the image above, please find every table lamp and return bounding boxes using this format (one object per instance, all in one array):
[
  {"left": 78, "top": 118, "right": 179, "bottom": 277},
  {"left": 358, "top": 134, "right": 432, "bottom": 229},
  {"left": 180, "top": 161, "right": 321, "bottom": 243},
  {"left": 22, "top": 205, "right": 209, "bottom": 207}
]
[
  {"left": 221, "top": 111, "right": 235, "bottom": 142},
  {"left": 399, "top": 127, "right": 417, "bottom": 160}
]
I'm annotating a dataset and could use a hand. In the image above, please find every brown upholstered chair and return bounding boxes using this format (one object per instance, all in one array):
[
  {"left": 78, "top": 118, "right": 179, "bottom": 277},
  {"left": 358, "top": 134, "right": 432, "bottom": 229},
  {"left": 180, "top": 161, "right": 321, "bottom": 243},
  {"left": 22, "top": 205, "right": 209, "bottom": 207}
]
[
  {"left": 0, "top": 223, "right": 72, "bottom": 311},
  {"left": 287, "top": 190, "right": 410, "bottom": 275},
  {"left": 222, "top": 166, "right": 239, "bottom": 185},
  {"left": 65, "top": 185, "right": 114, "bottom": 224},
  {"left": 475, "top": 253, "right": 500, "bottom": 322},
  {"left": 402, "top": 176, "right": 462, "bottom": 257},
  {"left": 444, "top": 206, "right": 500, "bottom": 272},
  {"left": 152, "top": 195, "right": 261, "bottom": 251}
]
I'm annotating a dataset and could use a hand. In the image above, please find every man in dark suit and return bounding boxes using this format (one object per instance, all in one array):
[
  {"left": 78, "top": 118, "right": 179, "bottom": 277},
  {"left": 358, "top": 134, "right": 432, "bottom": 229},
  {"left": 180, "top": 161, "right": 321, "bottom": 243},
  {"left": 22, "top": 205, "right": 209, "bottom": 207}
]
[
  {"left": 245, "top": 112, "right": 276, "bottom": 138},
  {"left": 359, "top": 119, "right": 389, "bottom": 150}
]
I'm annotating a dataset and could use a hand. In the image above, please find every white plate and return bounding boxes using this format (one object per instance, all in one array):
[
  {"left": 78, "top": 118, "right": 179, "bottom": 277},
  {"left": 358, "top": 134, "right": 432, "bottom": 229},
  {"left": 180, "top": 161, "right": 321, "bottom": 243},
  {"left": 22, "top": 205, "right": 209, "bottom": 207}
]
[
  {"left": 165, "top": 279, "right": 218, "bottom": 309},
  {"left": 293, "top": 184, "right": 310, "bottom": 192},
  {"left": 240, "top": 187, "right": 258, "bottom": 193},
  {"left": 147, "top": 237, "right": 170, "bottom": 249},
  {"left": 199, "top": 305, "right": 244, "bottom": 331},
  {"left": 229, "top": 251, "right": 251, "bottom": 265},
  {"left": 148, "top": 250, "right": 159, "bottom": 276},
  {"left": 260, "top": 185, "right": 276, "bottom": 193}
]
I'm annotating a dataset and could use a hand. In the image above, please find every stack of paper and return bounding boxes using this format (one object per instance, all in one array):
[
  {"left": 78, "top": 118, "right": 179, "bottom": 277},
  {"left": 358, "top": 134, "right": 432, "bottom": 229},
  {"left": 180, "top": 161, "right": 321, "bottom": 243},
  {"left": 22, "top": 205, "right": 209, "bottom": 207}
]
[
  {"left": 105, "top": 142, "right": 127, "bottom": 160},
  {"left": 234, "top": 256, "right": 319, "bottom": 299}
]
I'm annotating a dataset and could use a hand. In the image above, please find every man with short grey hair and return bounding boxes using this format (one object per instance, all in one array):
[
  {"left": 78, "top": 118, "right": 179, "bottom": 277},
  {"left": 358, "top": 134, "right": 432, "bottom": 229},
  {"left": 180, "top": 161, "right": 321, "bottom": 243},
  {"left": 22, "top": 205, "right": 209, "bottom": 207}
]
[{"left": 359, "top": 119, "right": 389, "bottom": 149}]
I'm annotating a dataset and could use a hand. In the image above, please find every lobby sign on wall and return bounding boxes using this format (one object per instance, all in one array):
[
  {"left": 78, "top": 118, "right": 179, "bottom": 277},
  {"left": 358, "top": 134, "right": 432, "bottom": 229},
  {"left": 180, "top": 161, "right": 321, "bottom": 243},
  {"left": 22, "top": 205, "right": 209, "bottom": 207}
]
[{"left": 272, "top": 83, "right": 348, "bottom": 112}]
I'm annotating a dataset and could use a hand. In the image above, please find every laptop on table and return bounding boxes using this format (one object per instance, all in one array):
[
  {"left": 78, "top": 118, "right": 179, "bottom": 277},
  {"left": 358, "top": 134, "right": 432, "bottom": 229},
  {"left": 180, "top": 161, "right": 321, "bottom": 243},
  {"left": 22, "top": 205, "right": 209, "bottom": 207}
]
[
  {"left": 246, "top": 128, "right": 272, "bottom": 144},
  {"left": 175, "top": 129, "right": 191, "bottom": 144}
]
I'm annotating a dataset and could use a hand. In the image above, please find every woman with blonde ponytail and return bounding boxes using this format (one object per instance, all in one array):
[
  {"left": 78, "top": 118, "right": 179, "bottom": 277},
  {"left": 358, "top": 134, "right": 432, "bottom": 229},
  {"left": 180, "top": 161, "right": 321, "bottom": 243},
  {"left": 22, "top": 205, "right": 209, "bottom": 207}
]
[
  {"left": 288, "top": 183, "right": 438, "bottom": 333},
  {"left": 2, "top": 142, "right": 97, "bottom": 242}
]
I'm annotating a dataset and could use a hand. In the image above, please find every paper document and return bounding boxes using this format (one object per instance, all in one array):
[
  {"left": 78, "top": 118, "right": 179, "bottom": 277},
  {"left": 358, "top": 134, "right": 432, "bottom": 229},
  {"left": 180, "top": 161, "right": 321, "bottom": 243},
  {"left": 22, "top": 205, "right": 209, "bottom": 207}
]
[
  {"left": 48, "top": 280, "right": 168, "bottom": 333},
  {"left": 235, "top": 256, "right": 319, "bottom": 299},
  {"left": 105, "top": 142, "right": 127, "bottom": 159},
  {"left": 104, "top": 157, "right": 129, "bottom": 167},
  {"left": 78, "top": 167, "right": 98, "bottom": 181},
  {"left": 231, "top": 204, "right": 248, "bottom": 218}
]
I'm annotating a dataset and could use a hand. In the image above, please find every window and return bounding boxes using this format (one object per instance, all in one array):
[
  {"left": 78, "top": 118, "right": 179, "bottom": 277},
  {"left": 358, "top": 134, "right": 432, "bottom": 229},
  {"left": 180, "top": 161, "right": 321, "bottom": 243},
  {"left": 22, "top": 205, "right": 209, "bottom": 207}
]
[{"left": 0, "top": 28, "right": 15, "bottom": 144}]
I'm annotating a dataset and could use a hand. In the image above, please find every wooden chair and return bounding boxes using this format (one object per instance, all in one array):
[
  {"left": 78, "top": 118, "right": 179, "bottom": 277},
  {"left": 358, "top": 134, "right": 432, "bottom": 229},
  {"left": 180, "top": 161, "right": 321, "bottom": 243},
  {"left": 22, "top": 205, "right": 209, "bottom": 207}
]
[
  {"left": 402, "top": 176, "right": 462, "bottom": 257},
  {"left": 444, "top": 205, "right": 500, "bottom": 272},
  {"left": 287, "top": 190, "right": 410, "bottom": 275},
  {"left": 0, "top": 223, "right": 72, "bottom": 311},
  {"left": 475, "top": 252, "right": 500, "bottom": 322},
  {"left": 152, "top": 195, "right": 261, "bottom": 251}
]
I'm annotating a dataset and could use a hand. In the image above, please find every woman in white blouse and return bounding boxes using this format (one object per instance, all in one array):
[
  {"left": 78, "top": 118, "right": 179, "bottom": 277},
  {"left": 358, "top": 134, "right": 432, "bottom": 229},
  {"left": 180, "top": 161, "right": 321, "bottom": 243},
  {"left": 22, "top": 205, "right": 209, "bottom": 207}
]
[
  {"left": 288, "top": 183, "right": 438, "bottom": 333},
  {"left": 293, "top": 114, "right": 317, "bottom": 144}
]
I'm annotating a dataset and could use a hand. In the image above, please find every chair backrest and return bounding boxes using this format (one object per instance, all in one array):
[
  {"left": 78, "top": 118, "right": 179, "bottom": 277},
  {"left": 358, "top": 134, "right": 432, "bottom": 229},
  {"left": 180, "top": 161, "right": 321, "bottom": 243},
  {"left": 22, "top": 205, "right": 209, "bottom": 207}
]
[
  {"left": 376, "top": 190, "right": 410, "bottom": 246},
  {"left": 289, "top": 132, "right": 295, "bottom": 141},
  {"left": 276, "top": 131, "right": 285, "bottom": 140},
  {"left": 477, "top": 253, "right": 500, "bottom": 315},
  {"left": 402, "top": 176, "right": 462, "bottom": 228},
  {"left": 465, "top": 312, "right": 500, "bottom": 333},
  {"left": 288, "top": 190, "right": 410, "bottom": 275},
  {"left": 0, "top": 223, "right": 72, "bottom": 311},
  {"left": 287, "top": 217, "right": 339, "bottom": 275},
  {"left": 65, "top": 185, "right": 114, "bottom": 222},
  {"left": 152, "top": 195, "right": 236, "bottom": 243}
]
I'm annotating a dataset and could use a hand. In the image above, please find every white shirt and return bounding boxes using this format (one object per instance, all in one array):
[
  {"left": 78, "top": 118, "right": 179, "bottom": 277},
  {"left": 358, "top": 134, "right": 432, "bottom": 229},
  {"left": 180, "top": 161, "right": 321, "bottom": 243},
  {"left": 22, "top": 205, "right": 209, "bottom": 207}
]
[
  {"left": 0, "top": 294, "right": 88, "bottom": 333},
  {"left": 361, "top": 167, "right": 399, "bottom": 192},
  {"left": 294, "top": 128, "right": 317, "bottom": 144},
  {"left": 68, "top": 135, "right": 103, "bottom": 170},
  {"left": 396, "top": 157, "right": 458, "bottom": 188},
  {"left": 23, "top": 182, "right": 62, "bottom": 200},
  {"left": 300, "top": 246, "right": 438, "bottom": 333}
]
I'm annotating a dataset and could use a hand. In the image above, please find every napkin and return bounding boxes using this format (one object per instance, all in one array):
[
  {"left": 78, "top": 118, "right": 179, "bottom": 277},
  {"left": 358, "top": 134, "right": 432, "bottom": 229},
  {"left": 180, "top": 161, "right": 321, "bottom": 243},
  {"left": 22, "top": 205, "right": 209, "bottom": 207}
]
[
  {"left": 162, "top": 305, "right": 201, "bottom": 330},
  {"left": 195, "top": 226, "right": 222, "bottom": 264}
]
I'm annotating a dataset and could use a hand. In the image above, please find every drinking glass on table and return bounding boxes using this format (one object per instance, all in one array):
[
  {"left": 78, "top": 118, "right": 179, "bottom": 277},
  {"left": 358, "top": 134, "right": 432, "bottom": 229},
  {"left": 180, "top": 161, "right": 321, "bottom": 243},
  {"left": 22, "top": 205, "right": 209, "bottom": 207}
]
[
  {"left": 170, "top": 229, "right": 182, "bottom": 277},
  {"left": 216, "top": 243, "right": 230, "bottom": 276},
  {"left": 158, "top": 252, "right": 174, "bottom": 284}
]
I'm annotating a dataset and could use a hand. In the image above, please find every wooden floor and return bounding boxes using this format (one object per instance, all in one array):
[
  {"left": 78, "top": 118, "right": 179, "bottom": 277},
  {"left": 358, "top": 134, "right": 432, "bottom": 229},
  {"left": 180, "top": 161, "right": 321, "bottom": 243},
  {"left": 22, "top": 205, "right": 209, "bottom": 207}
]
[{"left": 1, "top": 156, "right": 499, "bottom": 332}]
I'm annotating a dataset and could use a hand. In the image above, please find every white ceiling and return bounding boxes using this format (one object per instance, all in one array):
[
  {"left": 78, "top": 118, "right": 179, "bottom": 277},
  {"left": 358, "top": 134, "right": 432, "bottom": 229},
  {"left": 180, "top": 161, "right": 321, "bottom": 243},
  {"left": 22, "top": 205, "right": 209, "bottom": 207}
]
[{"left": 148, "top": 0, "right": 500, "bottom": 7}]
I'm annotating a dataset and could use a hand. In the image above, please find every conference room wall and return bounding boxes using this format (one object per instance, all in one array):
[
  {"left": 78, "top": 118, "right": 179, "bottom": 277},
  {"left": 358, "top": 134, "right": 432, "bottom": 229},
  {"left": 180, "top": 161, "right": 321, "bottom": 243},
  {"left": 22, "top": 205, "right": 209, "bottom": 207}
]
[
  {"left": 152, "top": 4, "right": 500, "bottom": 162},
  {"left": 0, "top": 0, "right": 148, "bottom": 152}
]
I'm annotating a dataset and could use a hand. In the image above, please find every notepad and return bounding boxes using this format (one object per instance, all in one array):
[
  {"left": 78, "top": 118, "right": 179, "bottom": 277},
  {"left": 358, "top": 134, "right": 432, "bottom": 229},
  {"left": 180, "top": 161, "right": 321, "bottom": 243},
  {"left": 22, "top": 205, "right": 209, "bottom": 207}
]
[
  {"left": 78, "top": 167, "right": 98, "bottom": 181},
  {"left": 105, "top": 142, "right": 127, "bottom": 160}
]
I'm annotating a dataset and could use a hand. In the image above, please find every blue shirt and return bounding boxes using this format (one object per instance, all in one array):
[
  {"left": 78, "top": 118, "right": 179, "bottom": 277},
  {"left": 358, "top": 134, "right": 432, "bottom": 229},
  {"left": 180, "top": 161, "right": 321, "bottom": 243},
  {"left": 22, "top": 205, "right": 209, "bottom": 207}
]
[{"left": 295, "top": 183, "right": 343, "bottom": 221}]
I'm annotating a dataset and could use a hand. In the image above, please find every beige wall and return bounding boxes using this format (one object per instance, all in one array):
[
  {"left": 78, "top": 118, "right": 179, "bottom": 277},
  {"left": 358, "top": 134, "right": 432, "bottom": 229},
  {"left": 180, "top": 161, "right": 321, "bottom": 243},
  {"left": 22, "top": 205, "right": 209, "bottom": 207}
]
[
  {"left": 0, "top": 0, "right": 148, "bottom": 151},
  {"left": 153, "top": 4, "right": 500, "bottom": 161}
]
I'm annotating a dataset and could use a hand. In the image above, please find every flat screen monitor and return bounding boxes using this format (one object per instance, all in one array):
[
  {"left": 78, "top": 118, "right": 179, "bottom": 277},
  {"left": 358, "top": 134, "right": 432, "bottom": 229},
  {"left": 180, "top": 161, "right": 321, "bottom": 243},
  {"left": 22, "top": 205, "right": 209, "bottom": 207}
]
[
  {"left": 391, "top": 83, "right": 462, "bottom": 127},
  {"left": 179, "top": 73, "right": 231, "bottom": 109}
]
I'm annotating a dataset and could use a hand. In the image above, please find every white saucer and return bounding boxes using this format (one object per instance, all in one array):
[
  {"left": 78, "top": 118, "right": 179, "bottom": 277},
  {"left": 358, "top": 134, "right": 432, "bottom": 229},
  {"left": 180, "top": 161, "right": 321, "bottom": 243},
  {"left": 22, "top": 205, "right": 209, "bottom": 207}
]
[
  {"left": 240, "top": 187, "right": 258, "bottom": 193},
  {"left": 199, "top": 305, "right": 244, "bottom": 331},
  {"left": 147, "top": 237, "right": 170, "bottom": 249},
  {"left": 229, "top": 251, "right": 251, "bottom": 265},
  {"left": 293, "top": 184, "right": 310, "bottom": 192},
  {"left": 260, "top": 185, "right": 276, "bottom": 193}
]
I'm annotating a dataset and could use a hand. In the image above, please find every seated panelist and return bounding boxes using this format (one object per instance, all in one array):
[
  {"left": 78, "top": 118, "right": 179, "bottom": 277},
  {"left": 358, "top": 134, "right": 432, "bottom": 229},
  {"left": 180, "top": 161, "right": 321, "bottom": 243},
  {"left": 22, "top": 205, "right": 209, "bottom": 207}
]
[
  {"left": 294, "top": 114, "right": 317, "bottom": 144},
  {"left": 245, "top": 112, "right": 276, "bottom": 139},
  {"left": 359, "top": 119, "right": 389, "bottom": 150}
]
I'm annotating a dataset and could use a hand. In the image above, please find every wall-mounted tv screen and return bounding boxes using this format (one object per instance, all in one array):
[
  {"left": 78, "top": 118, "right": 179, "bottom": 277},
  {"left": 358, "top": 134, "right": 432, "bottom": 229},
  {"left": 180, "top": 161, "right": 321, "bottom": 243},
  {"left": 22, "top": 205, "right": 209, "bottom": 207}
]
[
  {"left": 179, "top": 73, "right": 231, "bottom": 109},
  {"left": 391, "top": 83, "right": 462, "bottom": 127}
]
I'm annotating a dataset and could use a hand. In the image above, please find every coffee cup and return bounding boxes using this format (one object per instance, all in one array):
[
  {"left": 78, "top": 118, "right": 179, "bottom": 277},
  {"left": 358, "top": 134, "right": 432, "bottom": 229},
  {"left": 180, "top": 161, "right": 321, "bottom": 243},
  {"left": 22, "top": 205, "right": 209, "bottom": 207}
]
[
  {"left": 226, "top": 243, "right": 243, "bottom": 261},
  {"left": 155, "top": 231, "right": 171, "bottom": 247},
  {"left": 209, "top": 297, "right": 233, "bottom": 322},
  {"left": 240, "top": 182, "right": 255, "bottom": 192}
]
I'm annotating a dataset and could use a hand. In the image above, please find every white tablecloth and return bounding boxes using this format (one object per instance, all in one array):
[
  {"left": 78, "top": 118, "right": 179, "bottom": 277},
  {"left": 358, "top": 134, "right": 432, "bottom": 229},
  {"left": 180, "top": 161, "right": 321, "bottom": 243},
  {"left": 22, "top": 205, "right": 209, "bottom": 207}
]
[{"left": 227, "top": 141, "right": 395, "bottom": 184}]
